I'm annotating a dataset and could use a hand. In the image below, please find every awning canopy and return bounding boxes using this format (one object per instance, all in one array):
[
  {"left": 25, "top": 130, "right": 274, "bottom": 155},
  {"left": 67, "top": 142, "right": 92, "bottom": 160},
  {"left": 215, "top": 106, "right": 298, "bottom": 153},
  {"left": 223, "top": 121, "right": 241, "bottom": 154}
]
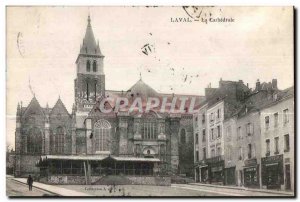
[{"left": 36, "top": 155, "right": 160, "bottom": 166}]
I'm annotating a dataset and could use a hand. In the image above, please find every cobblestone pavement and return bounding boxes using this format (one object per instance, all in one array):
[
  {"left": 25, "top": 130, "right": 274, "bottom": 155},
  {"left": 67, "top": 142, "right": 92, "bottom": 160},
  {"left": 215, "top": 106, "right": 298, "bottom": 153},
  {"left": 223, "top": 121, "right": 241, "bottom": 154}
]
[
  {"left": 171, "top": 184, "right": 294, "bottom": 197},
  {"left": 57, "top": 184, "right": 218, "bottom": 196},
  {"left": 7, "top": 175, "right": 294, "bottom": 197},
  {"left": 57, "top": 183, "right": 293, "bottom": 197}
]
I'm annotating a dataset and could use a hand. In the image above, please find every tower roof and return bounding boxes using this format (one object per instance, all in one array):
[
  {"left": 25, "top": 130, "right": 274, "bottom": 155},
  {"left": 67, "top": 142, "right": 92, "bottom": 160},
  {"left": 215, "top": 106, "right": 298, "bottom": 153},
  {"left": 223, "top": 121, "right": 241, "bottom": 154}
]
[{"left": 80, "top": 15, "right": 103, "bottom": 57}]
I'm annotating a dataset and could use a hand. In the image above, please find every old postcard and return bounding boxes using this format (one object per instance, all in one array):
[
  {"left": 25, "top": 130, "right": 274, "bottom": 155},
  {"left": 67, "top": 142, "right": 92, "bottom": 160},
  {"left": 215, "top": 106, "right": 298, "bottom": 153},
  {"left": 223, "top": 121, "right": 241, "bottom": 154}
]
[{"left": 6, "top": 6, "right": 294, "bottom": 197}]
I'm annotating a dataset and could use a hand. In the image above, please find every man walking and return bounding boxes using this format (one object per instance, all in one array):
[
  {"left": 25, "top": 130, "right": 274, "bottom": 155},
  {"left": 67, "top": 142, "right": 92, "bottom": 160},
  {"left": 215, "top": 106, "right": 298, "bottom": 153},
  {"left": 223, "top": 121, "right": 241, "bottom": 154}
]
[{"left": 27, "top": 175, "right": 33, "bottom": 191}]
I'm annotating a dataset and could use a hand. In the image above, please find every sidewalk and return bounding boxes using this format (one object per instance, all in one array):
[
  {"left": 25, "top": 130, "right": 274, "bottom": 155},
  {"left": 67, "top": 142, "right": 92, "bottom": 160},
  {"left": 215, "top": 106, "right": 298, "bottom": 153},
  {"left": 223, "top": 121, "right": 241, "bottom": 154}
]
[
  {"left": 189, "top": 183, "right": 294, "bottom": 196},
  {"left": 12, "top": 178, "right": 92, "bottom": 197}
]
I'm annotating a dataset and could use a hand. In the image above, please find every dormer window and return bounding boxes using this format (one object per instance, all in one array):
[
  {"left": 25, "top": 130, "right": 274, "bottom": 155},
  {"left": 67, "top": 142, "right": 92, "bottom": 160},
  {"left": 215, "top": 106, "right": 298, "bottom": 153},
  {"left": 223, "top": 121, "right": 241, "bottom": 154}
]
[
  {"left": 93, "top": 60, "right": 97, "bottom": 72},
  {"left": 86, "top": 60, "right": 91, "bottom": 72}
]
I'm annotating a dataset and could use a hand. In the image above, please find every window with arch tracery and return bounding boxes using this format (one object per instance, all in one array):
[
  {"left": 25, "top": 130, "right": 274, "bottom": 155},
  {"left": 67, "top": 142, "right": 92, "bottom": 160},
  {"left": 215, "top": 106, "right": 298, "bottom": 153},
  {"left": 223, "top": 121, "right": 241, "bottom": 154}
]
[
  {"left": 142, "top": 120, "right": 157, "bottom": 139},
  {"left": 93, "top": 60, "right": 97, "bottom": 72},
  {"left": 141, "top": 112, "right": 158, "bottom": 140},
  {"left": 94, "top": 119, "right": 111, "bottom": 152},
  {"left": 86, "top": 60, "right": 91, "bottom": 72},
  {"left": 27, "top": 127, "right": 42, "bottom": 154},
  {"left": 55, "top": 127, "right": 64, "bottom": 154}
]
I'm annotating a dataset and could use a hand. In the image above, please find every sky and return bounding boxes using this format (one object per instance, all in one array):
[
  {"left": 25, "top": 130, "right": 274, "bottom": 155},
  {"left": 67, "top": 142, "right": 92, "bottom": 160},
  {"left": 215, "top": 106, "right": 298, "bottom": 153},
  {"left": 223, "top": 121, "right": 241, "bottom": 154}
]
[{"left": 6, "top": 6, "right": 293, "bottom": 149}]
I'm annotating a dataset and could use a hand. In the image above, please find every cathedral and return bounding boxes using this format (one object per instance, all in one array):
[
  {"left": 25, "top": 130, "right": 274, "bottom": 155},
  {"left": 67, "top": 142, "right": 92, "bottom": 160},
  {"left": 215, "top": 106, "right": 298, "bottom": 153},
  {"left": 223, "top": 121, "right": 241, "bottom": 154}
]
[{"left": 14, "top": 16, "right": 203, "bottom": 185}]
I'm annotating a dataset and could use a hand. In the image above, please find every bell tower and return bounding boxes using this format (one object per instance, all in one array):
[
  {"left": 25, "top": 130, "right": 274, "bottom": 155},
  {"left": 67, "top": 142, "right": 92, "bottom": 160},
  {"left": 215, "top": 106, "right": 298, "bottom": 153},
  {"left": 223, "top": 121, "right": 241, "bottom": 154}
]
[{"left": 75, "top": 15, "right": 105, "bottom": 112}]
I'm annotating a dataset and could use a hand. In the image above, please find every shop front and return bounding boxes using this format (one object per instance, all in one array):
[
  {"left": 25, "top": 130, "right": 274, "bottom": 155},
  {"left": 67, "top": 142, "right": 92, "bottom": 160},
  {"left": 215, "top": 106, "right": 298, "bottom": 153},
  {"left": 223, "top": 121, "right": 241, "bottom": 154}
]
[
  {"left": 261, "top": 155, "right": 283, "bottom": 189},
  {"left": 200, "top": 166, "right": 209, "bottom": 183},
  {"left": 243, "top": 158, "right": 259, "bottom": 188},
  {"left": 206, "top": 156, "right": 224, "bottom": 185},
  {"left": 194, "top": 160, "right": 209, "bottom": 183},
  {"left": 224, "top": 166, "right": 235, "bottom": 185}
]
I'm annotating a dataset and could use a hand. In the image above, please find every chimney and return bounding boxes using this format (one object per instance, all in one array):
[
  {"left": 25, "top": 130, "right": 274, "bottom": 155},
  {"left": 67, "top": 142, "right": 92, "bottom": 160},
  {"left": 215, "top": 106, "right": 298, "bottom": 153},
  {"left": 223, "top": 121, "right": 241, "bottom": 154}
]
[
  {"left": 256, "top": 79, "right": 261, "bottom": 91},
  {"left": 272, "top": 79, "right": 278, "bottom": 89},
  {"left": 219, "top": 78, "right": 223, "bottom": 87}
]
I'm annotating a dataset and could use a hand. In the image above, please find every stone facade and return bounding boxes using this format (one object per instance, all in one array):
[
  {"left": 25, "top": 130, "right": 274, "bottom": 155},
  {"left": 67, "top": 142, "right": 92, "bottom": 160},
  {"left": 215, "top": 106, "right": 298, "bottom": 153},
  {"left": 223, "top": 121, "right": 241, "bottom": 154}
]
[
  {"left": 260, "top": 88, "right": 294, "bottom": 191},
  {"left": 14, "top": 16, "right": 204, "bottom": 179},
  {"left": 235, "top": 111, "right": 262, "bottom": 188},
  {"left": 194, "top": 78, "right": 294, "bottom": 191},
  {"left": 43, "top": 175, "right": 170, "bottom": 186},
  {"left": 194, "top": 79, "right": 250, "bottom": 184}
]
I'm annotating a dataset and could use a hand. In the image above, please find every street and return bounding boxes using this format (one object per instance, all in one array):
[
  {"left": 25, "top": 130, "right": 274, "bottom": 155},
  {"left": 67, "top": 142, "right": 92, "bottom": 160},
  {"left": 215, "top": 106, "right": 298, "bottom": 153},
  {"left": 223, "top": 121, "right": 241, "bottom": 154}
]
[
  {"left": 57, "top": 184, "right": 293, "bottom": 197},
  {"left": 6, "top": 176, "right": 293, "bottom": 197},
  {"left": 6, "top": 176, "right": 54, "bottom": 197}
]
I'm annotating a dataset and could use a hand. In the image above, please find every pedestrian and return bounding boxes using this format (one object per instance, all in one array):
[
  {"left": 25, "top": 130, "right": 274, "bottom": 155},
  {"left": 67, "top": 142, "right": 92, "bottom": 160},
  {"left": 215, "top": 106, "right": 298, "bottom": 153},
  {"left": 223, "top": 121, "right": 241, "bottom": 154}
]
[{"left": 27, "top": 175, "right": 33, "bottom": 191}]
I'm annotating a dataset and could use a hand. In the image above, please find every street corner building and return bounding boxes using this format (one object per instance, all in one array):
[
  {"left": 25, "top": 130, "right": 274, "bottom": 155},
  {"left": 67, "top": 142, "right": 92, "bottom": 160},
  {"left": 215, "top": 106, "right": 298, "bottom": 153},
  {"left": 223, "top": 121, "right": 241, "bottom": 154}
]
[
  {"left": 193, "top": 79, "right": 294, "bottom": 191},
  {"left": 14, "top": 16, "right": 204, "bottom": 185}
]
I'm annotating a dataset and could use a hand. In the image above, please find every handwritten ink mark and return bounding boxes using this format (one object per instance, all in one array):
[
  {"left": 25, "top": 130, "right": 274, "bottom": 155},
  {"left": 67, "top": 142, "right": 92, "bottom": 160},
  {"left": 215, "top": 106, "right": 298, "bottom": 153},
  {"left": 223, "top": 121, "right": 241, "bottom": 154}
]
[
  {"left": 17, "top": 32, "right": 24, "bottom": 57},
  {"left": 141, "top": 43, "right": 155, "bottom": 56}
]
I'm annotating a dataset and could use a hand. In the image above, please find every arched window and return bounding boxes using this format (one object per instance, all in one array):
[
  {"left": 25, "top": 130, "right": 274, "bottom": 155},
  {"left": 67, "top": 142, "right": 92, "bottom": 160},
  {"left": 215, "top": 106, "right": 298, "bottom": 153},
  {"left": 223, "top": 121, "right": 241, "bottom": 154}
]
[
  {"left": 94, "top": 119, "right": 111, "bottom": 152},
  {"left": 217, "top": 147, "right": 222, "bottom": 156},
  {"left": 141, "top": 112, "right": 157, "bottom": 140},
  {"left": 55, "top": 127, "right": 64, "bottom": 154},
  {"left": 142, "top": 120, "right": 157, "bottom": 140},
  {"left": 93, "top": 60, "right": 97, "bottom": 72},
  {"left": 227, "top": 146, "right": 232, "bottom": 161},
  {"left": 27, "top": 127, "right": 42, "bottom": 154},
  {"left": 93, "top": 81, "right": 97, "bottom": 101},
  {"left": 86, "top": 60, "right": 91, "bottom": 72},
  {"left": 211, "top": 149, "right": 215, "bottom": 158},
  {"left": 180, "top": 128, "right": 186, "bottom": 144},
  {"left": 86, "top": 81, "right": 89, "bottom": 101}
]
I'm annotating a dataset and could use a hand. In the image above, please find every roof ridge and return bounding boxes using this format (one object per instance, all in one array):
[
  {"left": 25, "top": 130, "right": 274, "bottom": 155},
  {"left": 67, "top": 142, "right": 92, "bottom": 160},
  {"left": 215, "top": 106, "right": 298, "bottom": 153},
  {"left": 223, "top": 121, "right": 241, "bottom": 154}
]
[
  {"left": 22, "top": 96, "right": 45, "bottom": 117},
  {"left": 50, "top": 97, "right": 70, "bottom": 116}
]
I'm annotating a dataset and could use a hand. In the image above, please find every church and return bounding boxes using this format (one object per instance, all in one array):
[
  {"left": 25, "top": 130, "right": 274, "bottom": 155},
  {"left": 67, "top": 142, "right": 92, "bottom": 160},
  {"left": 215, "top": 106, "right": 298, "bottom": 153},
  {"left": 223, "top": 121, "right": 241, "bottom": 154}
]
[{"left": 14, "top": 16, "right": 204, "bottom": 185}]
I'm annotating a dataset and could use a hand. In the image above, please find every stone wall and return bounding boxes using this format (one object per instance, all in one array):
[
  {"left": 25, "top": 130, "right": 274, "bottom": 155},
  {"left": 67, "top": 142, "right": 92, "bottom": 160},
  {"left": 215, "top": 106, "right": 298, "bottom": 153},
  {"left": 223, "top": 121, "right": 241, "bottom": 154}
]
[
  {"left": 178, "top": 115, "right": 194, "bottom": 177},
  {"left": 46, "top": 175, "right": 103, "bottom": 185},
  {"left": 125, "top": 176, "right": 171, "bottom": 186},
  {"left": 45, "top": 175, "right": 170, "bottom": 186},
  {"left": 18, "top": 155, "right": 40, "bottom": 177}
]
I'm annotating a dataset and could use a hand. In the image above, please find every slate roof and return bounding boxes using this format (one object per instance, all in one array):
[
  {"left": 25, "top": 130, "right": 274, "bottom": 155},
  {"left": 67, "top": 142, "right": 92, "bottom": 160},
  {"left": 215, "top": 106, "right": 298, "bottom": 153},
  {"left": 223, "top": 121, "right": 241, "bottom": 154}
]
[
  {"left": 90, "top": 78, "right": 204, "bottom": 116},
  {"left": 79, "top": 15, "right": 103, "bottom": 57},
  {"left": 37, "top": 155, "right": 160, "bottom": 166}
]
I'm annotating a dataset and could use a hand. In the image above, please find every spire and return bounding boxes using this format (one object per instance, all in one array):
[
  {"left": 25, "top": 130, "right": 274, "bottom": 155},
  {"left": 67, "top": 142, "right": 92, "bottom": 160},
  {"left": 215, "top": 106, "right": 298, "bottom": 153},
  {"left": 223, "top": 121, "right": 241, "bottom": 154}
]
[
  {"left": 79, "top": 15, "right": 103, "bottom": 56},
  {"left": 88, "top": 14, "right": 91, "bottom": 26},
  {"left": 17, "top": 102, "right": 20, "bottom": 116},
  {"left": 46, "top": 102, "right": 49, "bottom": 112}
]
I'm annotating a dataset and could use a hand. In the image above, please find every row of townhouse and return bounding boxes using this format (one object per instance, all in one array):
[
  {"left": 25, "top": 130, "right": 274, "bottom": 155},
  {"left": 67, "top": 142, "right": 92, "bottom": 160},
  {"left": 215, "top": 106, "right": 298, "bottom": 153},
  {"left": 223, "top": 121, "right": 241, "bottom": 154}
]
[{"left": 193, "top": 78, "right": 294, "bottom": 191}]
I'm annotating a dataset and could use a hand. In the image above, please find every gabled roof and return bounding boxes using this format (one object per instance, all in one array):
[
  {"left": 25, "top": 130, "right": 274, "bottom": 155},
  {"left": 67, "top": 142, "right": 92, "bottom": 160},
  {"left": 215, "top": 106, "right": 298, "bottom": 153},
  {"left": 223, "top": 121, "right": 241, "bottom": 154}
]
[
  {"left": 50, "top": 97, "right": 70, "bottom": 117},
  {"left": 277, "top": 86, "right": 294, "bottom": 99},
  {"left": 258, "top": 86, "right": 294, "bottom": 110},
  {"left": 22, "top": 96, "right": 45, "bottom": 118}
]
